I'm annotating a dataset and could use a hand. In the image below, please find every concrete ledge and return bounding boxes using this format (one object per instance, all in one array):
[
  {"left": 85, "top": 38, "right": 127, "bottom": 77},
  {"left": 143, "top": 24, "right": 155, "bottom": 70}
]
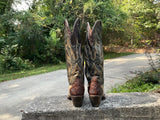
[{"left": 21, "top": 93, "right": 160, "bottom": 120}]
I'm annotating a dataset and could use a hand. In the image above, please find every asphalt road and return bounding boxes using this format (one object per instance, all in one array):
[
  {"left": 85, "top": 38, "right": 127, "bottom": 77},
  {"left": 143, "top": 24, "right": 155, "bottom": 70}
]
[{"left": 0, "top": 53, "right": 156, "bottom": 120}]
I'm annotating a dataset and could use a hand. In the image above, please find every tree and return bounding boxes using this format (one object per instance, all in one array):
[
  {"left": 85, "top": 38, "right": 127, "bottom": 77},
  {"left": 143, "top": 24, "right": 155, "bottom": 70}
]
[
  {"left": 0, "top": 0, "right": 14, "bottom": 15},
  {"left": 31, "top": 0, "right": 126, "bottom": 45},
  {"left": 115, "top": 0, "right": 160, "bottom": 47}
]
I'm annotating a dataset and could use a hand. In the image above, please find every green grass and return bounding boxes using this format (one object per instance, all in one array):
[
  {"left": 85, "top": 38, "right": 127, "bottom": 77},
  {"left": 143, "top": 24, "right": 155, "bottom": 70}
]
[
  {"left": 0, "top": 52, "right": 134, "bottom": 82},
  {"left": 104, "top": 52, "right": 134, "bottom": 59},
  {"left": 110, "top": 81, "right": 160, "bottom": 93},
  {"left": 0, "top": 63, "right": 66, "bottom": 82},
  {"left": 109, "top": 70, "right": 160, "bottom": 93}
]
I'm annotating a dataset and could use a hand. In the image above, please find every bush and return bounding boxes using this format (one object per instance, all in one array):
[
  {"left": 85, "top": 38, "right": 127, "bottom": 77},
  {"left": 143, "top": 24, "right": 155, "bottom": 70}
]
[
  {"left": 15, "top": 12, "right": 65, "bottom": 64},
  {"left": 0, "top": 37, "right": 5, "bottom": 50},
  {"left": 16, "top": 12, "right": 45, "bottom": 63},
  {"left": 133, "top": 71, "right": 160, "bottom": 85},
  {"left": 34, "top": 0, "right": 127, "bottom": 46},
  {"left": 42, "top": 29, "right": 65, "bottom": 64},
  {"left": 0, "top": 45, "right": 34, "bottom": 73},
  {"left": 110, "top": 69, "right": 160, "bottom": 93},
  {"left": 0, "top": 56, "right": 34, "bottom": 71}
]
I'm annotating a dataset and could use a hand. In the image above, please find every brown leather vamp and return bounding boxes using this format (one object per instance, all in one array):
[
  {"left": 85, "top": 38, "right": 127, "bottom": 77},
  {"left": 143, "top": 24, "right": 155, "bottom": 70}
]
[
  {"left": 89, "top": 76, "right": 103, "bottom": 96},
  {"left": 70, "top": 78, "right": 84, "bottom": 96}
]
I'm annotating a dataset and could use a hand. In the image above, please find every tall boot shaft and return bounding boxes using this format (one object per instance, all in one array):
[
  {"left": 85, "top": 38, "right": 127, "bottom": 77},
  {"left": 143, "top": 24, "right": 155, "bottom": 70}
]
[
  {"left": 64, "top": 18, "right": 84, "bottom": 85},
  {"left": 84, "top": 20, "right": 104, "bottom": 85},
  {"left": 85, "top": 20, "right": 104, "bottom": 107},
  {"left": 64, "top": 19, "right": 84, "bottom": 107}
]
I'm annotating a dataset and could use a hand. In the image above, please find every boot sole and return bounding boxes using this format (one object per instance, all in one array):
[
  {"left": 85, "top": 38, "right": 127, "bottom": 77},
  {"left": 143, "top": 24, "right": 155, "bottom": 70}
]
[
  {"left": 89, "top": 95, "right": 102, "bottom": 107},
  {"left": 71, "top": 96, "right": 84, "bottom": 107}
]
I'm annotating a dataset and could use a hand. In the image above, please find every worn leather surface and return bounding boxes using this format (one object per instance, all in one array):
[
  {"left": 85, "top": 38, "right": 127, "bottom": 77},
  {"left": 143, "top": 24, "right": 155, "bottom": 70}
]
[
  {"left": 70, "top": 78, "right": 84, "bottom": 96},
  {"left": 84, "top": 20, "right": 104, "bottom": 86},
  {"left": 89, "top": 76, "right": 103, "bottom": 96},
  {"left": 64, "top": 18, "right": 84, "bottom": 85},
  {"left": 64, "top": 19, "right": 104, "bottom": 97}
]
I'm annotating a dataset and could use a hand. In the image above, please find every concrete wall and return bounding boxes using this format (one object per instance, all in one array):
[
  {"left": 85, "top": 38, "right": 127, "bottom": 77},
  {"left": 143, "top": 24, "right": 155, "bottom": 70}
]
[{"left": 21, "top": 93, "right": 160, "bottom": 120}]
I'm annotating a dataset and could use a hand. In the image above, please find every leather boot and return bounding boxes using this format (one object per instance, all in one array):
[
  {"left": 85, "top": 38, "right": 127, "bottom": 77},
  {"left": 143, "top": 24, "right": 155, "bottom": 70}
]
[
  {"left": 84, "top": 20, "right": 105, "bottom": 107},
  {"left": 64, "top": 18, "right": 84, "bottom": 107}
]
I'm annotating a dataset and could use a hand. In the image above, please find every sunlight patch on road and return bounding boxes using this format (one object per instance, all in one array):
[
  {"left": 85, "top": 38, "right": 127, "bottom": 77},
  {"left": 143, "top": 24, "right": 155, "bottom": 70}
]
[
  {"left": 23, "top": 95, "right": 37, "bottom": 100},
  {"left": 8, "top": 84, "right": 20, "bottom": 88},
  {"left": 0, "top": 114, "right": 20, "bottom": 120},
  {"left": 104, "top": 57, "right": 149, "bottom": 64},
  {"left": 0, "top": 94, "right": 8, "bottom": 100}
]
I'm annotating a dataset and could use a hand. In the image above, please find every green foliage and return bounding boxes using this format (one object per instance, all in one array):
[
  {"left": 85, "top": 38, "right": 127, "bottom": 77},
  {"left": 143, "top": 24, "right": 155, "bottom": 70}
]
[
  {"left": 111, "top": 82, "right": 160, "bottom": 93},
  {"left": 16, "top": 12, "right": 46, "bottom": 63},
  {"left": 0, "top": 11, "right": 16, "bottom": 39},
  {"left": 0, "top": 63, "right": 66, "bottom": 82},
  {"left": 33, "top": 0, "right": 127, "bottom": 44},
  {"left": 115, "top": 0, "right": 160, "bottom": 47},
  {"left": 0, "top": 10, "right": 65, "bottom": 66},
  {"left": 134, "top": 71, "right": 160, "bottom": 84},
  {"left": 103, "top": 52, "right": 134, "bottom": 59},
  {"left": 0, "top": 45, "right": 34, "bottom": 73},
  {"left": 0, "top": 37, "right": 5, "bottom": 49},
  {"left": 0, "top": 0, "right": 14, "bottom": 14},
  {"left": 110, "top": 52, "right": 160, "bottom": 93},
  {"left": 0, "top": 56, "right": 34, "bottom": 72},
  {"left": 42, "top": 29, "right": 65, "bottom": 63},
  {"left": 110, "top": 70, "right": 160, "bottom": 93},
  {"left": 0, "top": 0, "right": 160, "bottom": 72}
]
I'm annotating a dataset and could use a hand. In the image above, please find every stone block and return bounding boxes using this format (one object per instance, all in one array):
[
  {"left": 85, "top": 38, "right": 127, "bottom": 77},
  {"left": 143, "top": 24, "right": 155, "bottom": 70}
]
[{"left": 21, "top": 93, "right": 160, "bottom": 120}]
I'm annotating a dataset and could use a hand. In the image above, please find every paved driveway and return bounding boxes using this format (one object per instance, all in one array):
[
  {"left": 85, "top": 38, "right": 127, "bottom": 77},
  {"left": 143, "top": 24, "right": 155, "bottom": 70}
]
[{"left": 0, "top": 54, "right": 156, "bottom": 120}]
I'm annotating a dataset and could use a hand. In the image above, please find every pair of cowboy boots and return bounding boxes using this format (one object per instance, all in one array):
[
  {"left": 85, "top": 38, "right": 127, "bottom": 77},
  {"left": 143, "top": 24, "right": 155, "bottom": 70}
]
[{"left": 64, "top": 18, "right": 105, "bottom": 107}]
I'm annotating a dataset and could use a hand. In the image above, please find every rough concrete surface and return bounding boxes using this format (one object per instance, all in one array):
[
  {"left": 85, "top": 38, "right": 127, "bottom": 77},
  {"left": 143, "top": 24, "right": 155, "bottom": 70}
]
[
  {"left": 22, "top": 93, "right": 160, "bottom": 120},
  {"left": 0, "top": 54, "right": 157, "bottom": 120}
]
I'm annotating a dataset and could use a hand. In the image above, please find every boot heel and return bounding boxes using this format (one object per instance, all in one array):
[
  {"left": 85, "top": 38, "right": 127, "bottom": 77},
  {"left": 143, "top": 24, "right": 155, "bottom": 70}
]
[
  {"left": 89, "top": 95, "right": 102, "bottom": 107},
  {"left": 71, "top": 96, "right": 84, "bottom": 107}
]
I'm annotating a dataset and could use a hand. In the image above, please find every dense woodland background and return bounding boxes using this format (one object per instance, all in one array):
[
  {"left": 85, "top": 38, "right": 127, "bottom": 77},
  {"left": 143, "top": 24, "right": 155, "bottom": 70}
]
[{"left": 0, "top": 0, "right": 160, "bottom": 72}]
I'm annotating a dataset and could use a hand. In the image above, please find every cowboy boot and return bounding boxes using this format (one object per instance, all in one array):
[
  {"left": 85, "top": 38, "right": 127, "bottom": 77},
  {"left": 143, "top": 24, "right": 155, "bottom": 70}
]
[
  {"left": 84, "top": 20, "right": 105, "bottom": 107},
  {"left": 64, "top": 18, "right": 84, "bottom": 107}
]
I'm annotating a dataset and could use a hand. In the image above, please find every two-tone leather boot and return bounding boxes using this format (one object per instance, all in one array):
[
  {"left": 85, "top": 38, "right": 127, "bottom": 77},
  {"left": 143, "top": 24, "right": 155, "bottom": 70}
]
[
  {"left": 84, "top": 20, "right": 105, "bottom": 107},
  {"left": 64, "top": 18, "right": 84, "bottom": 107}
]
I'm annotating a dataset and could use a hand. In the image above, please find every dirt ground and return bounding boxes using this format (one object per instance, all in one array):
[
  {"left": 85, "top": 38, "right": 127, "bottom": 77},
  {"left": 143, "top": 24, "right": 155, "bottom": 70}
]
[{"left": 104, "top": 46, "right": 158, "bottom": 53}]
